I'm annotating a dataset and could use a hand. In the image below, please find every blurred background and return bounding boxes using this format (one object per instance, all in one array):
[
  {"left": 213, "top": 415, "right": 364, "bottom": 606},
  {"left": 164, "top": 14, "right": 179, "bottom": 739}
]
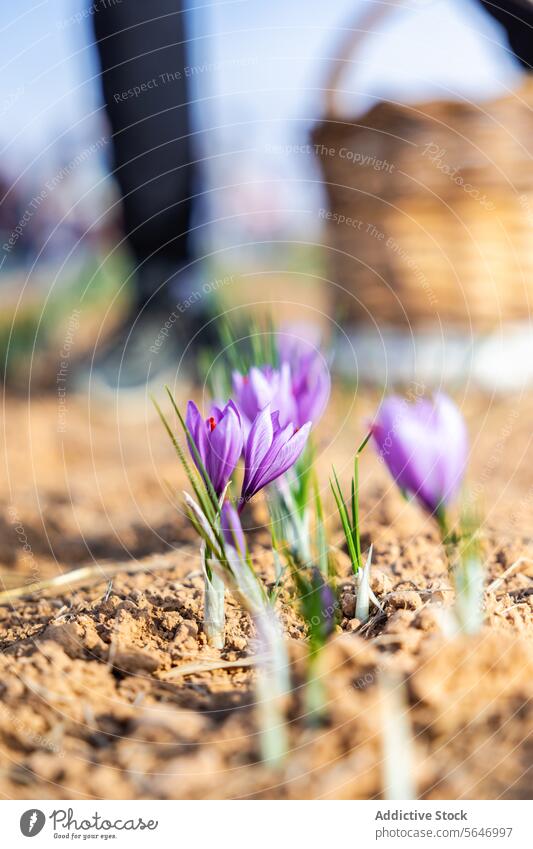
[{"left": 0, "top": 0, "right": 530, "bottom": 390}]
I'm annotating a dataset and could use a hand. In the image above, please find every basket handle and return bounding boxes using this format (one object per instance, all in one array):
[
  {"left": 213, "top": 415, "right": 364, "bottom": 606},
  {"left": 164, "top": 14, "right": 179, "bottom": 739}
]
[{"left": 322, "top": 1, "right": 406, "bottom": 118}]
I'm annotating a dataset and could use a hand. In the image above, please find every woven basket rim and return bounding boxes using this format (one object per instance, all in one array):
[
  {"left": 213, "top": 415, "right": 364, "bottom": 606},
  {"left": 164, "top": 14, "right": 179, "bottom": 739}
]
[{"left": 313, "top": 77, "right": 533, "bottom": 135}]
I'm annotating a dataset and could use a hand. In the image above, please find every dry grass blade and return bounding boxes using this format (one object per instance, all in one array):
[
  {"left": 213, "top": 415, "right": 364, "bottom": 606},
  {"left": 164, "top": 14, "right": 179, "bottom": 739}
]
[
  {"left": 486, "top": 557, "right": 533, "bottom": 593},
  {"left": 160, "top": 656, "right": 263, "bottom": 678},
  {"left": 0, "top": 551, "right": 196, "bottom": 604}
]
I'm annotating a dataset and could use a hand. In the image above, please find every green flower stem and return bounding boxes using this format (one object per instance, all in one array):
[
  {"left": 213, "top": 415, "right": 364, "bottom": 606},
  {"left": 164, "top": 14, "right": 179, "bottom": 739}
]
[
  {"left": 435, "top": 506, "right": 461, "bottom": 573},
  {"left": 253, "top": 605, "right": 289, "bottom": 766},
  {"left": 203, "top": 561, "right": 225, "bottom": 649},
  {"left": 454, "top": 552, "right": 484, "bottom": 634},
  {"left": 305, "top": 651, "right": 327, "bottom": 726}
]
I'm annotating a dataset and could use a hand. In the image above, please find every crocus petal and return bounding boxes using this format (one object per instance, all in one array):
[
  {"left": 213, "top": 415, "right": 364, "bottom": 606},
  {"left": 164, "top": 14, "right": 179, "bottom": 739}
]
[
  {"left": 276, "top": 326, "right": 331, "bottom": 427},
  {"left": 249, "top": 367, "right": 275, "bottom": 409},
  {"left": 208, "top": 402, "right": 243, "bottom": 494},
  {"left": 384, "top": 401, "right": 438, "bottom": 508},
  {"left": 433, "top": 393, "right": 469, "bottom": 504},
  {"left": 225, "top": 398, "right": 242, "bottom": 422},
  {"left": 259, "top": 422, "right": 311, "bottom": 486},
  {"left": 242, "top": 404, "right": 274, "bottom": 497},
  {"left": 232, "top": 367, "right": 273, "bottom": 424},
  {"left": 247, "top": 421, "right": 295, "bottom": 492},
  {"left": 247, "top": 421, "right": 311, "bottom": 496},
  {"left": 221, "top": 501, "right": 246, "bottom": 556},
  {"left": 186, "top": 399, "right": 243, "bottom": 498},
  {"left": 232, "top": 371, "right": 245, "bottom": 399},
  {"left": 232, "top": 364, "right": 297, "bottom": 430},
  {"left": 278, "top": 323, "right": 322, "bottom": 368},
  {"left": 274, "top": 362, "right": 298, "bottom": 427},
  {"left": 372, "top": 393, "right": 468, "bottom": 514},
  {"left": 294, "top": 353, "right": 331, "bottom": 427},
  {"left": 186, "top": 400, "right": 209, "bottom": 471},
  {"left": 209, "top": 404, "right": 225, "bottom": 424}
]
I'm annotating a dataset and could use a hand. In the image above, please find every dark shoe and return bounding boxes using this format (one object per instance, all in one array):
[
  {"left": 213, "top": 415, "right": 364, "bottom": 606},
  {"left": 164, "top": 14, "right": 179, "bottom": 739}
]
[
  {"left": 88, "top": 310, "right": 182, "bottom": 391},
  {"left": 78, "top": 264, "right": 219, "bottom": 392}
]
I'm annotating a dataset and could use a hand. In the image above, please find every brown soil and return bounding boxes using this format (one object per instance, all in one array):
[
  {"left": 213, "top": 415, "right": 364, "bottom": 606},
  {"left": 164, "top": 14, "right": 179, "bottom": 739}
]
[{"left": 0, "top": 388, "right": 532, "bottom": 799}]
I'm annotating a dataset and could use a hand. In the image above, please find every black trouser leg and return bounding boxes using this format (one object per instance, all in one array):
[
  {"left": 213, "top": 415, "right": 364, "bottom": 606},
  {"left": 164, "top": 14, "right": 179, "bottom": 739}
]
[
  {"left": 477, "top": 1, "right": 533, "bottom": 68},
  {"left": 93, "top": 0, "right": 193, "bottom": 309}
]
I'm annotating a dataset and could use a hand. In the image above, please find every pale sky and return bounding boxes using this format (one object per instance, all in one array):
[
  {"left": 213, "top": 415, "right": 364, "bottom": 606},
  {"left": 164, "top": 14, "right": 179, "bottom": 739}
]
[
  {"left": 0, "top": 0, "right": 524, "bottom": 242},
  {"left": 0, "top": 0, "right": 521, "bottom": 153}
]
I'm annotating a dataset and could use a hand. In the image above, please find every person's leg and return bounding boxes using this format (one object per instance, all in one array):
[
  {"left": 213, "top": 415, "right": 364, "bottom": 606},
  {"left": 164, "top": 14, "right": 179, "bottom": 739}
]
[
  {"left": 477, "top": 0, "right": 533, "bottom": 68},
  {"left": 93, "top": 0, "right": 194, "bottom": 310}
]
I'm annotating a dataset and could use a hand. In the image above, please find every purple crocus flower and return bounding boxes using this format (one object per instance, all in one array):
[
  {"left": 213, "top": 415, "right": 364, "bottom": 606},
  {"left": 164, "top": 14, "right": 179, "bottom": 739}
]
[
  {"left": 371, "top": 392, "right": 468, "bottom": 515},
  {"left": 221, "top": 500, "right": 246, "bottom": 556},
  {"left": 233, "top": 353, "right": 330, "bottom": 433},
  {"left": 232, "top": 364, "right": 296, "bottom": 433},
  {"left": 240, "top": 404, "right": 311, "bottom": 511},
  {"left": 185, "top": 400, "right": 243, "bottom": 497},
  {"left": 277, "top": 322, "right": 322, "bottom": 364},
  {"left": 290, "top": 351, "right": 330, "bottom": 428},
  {"left": 278, "top": 327, "right": 331, "bottom": 428}
]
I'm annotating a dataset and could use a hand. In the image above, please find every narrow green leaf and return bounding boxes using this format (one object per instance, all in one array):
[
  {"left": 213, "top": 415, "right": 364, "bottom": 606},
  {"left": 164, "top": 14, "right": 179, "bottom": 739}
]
[
  {"left": 184, "top": 506, "right": 222, "bottom": 563},
  {"left": 313, "top": 473, "right": 329, "bottom": 577},
  {"left": 152, "top": 395, "right": 214, "bottom": 522},
  {"left": 353, "top": 453, "right": 363, "bottom": 571},
  {"left": 152, "top": 396, "right": 229, "bottom": 558},
  {"left": 332, "top": 468, "right": 348, "bottom": 516},
  {"left": 219, "top": 318, "right": 243, "bottom": 372},
  {"left": 350, "top": 474, "right": 356, "bottom": 538},
  {"left": 183, "top": 492, "right": 226, "bottom": 561},
  {"left": 356, "top": 430, "right": 372, "bottom": 456},
  {"left": 269, "top": 502, "right": 286, "bottom": 587},
  {"left": 330, "top": 476, "right": 358, "bottom": 569},
  {"left": 250, "top": 324, "right": 263, "bottom": 365},
  {"left": 294, "top": 440, "right": 314, "bottom": 514}
]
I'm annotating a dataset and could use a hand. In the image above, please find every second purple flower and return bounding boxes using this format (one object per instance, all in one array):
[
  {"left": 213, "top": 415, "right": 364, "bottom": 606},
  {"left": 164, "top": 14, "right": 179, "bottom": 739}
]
[
  {"left": 278, "top": 330, "right": 331, "bottom": 428},
  {"left": 232, "top": 364, "right": 296, "bottom": 433}
]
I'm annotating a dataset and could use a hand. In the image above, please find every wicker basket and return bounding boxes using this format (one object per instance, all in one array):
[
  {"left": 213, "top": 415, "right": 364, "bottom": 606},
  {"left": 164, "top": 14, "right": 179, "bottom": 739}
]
[{"left": 313, "top": 5, "right": 533, "bottom": 331}]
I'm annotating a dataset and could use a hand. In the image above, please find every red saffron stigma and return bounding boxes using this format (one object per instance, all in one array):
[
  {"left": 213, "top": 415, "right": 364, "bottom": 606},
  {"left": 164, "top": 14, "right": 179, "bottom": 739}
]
[{"left": 208, "top": 416, "right": 217, "bottom": 432}]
